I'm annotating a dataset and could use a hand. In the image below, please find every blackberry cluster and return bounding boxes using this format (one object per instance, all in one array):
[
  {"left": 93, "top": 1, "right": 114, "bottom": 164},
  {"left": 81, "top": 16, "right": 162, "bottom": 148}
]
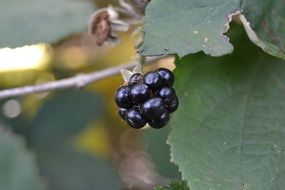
[{"left": 115, "top": 68, "right": 179, "bottom": 129}]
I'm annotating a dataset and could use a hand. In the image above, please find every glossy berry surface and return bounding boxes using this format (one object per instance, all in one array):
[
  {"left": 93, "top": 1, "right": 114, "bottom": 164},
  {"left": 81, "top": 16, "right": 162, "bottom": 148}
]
[
  {"left": 115, "top": 68, "right": 179, "bottom": 129},
  {"left": 118, "top": 108, "right": 127, "bottom": 120},
  {"left": 167, "top": 97, "right": 179, "bottom": 113},
  {"left": 115, "top": 86, "right": 131, "bottom": 108},
  {"left": 126, "top": 108, "right": 147, "bottom": 129},
  {"left": 148, "top": 111, "right": 170, "bottom": 129},
  {"left": 159, "top": 87, "right": 176, "bottom": 104},
  {"left": 157, "top": 68, "right": 174, "bottom": 87},
  {"left": 128, "top": 73, "right": 142, "bottom": 86},
  {"left": 130, "top": 84, "right": 150, "bottom": 103},
  {"left": 143, "top": 72, "right": 162, "bottom": 90},
  {"left": 141, "top": 97, "right": 165, "bottom": 120}
]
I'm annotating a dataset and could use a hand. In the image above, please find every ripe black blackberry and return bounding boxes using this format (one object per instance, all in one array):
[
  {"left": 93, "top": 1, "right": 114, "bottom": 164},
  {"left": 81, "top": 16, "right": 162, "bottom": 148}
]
[
  {"left": 126, "top": 108, "right": 147, "bottom": 129},
  {"left": 157, "top": 68, "right": 174, "bottom": 86},
  {"left": 143, "top": 71, "right": 162, "bottom": 90},
  {"left": 130, "top": 83, "right": 150, "bottom": 103},
  {"left": 148, "top": 111, "right": 170, "bottom": 129},
  {"left": 115, "top": 68, "right": 179, "bottom": 129},
  {"left": 158, "top": 87, "right": 176, "bottom": 104},
  {"left": 141, "top": 97, "right": 166, "bottom": 120},
  {"left": 115, "top": 86, "right": 131, "bottom": 108}
]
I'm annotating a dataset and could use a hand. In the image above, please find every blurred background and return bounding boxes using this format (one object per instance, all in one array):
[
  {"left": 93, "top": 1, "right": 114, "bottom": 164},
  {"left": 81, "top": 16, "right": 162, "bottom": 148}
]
[{"left": 0, "top": 0, "right": 181, "bottom": 189}]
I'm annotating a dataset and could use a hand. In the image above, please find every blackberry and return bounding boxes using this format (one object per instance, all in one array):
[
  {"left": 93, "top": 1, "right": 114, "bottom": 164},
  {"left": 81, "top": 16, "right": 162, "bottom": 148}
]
[
  {"left": 157, "top": 68, "right": 174, "bottom": 87},
  {"left": 167, "top": 97, "right": 179, "bottom": 113},
  {"left": 158, "top": 87, "right": 176, "bottom": 104},
  {"left": 141, "top": 97, "right": 165, "bottom": 120},
  {"left": 118, "top": 107, "right": 127, "bottom": 120},
  {"left": 143, "top": 71, "right": 162, "bottom": 90},
  {"left": 130, "top": 83, "right": 150, "bottom": 103},
  {"left": 115, "top": 68, "right": 179, "bottom": 129},
  {"left": 148, "top": 111, "right": 170, "bottom": 129},
  {"left": 126, "top": 108, "right": 147, "bottom": 129},
  {"left": 115, "top": 86, "right": 131, "bottom": 108}
]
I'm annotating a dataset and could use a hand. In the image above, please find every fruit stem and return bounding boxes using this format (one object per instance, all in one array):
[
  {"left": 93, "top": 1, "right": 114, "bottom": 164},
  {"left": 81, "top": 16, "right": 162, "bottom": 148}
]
[{"left": 136, "top": 55, "right": 146, "bottom": 73}]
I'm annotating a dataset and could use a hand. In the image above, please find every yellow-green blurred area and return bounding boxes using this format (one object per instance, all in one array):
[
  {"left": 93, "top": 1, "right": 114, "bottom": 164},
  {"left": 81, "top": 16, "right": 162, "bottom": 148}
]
[{"left": 0, "top": 1, "right": 179, "bottom": 190}]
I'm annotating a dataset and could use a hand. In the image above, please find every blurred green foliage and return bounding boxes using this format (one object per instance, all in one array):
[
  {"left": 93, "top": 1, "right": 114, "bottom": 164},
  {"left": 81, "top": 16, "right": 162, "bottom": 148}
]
[
  {"left": 27, "top": 91, "right": 122, "bottom": 190},
  {"left": 0, "top": 0, "right": 95, "bottom": 48},
  {"left": 144, "top": 128, "right": 181, "bottom": 179},
  {"left": 0, "top": 131, "right": 46, "bottom": 190}
]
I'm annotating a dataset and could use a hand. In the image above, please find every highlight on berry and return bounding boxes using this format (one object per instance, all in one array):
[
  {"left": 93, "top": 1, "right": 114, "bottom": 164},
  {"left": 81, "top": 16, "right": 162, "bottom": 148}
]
[{"left": 115, "top": 68, "right": 178, "bottom": 129}]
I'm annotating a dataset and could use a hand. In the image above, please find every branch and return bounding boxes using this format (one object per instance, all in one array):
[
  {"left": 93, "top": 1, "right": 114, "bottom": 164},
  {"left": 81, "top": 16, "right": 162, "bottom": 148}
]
[{"left": 0, "top": 57, "right": 165, "bottom": 100}]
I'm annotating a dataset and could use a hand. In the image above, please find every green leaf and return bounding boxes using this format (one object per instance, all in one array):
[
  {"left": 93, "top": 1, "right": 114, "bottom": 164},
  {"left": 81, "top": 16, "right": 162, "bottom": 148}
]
[
  {"left": 139, "top": 0, "right": 238, "bottom": 57},
  {"left": 154, "top": 181, "right": 189, "bottom": 190},
  {"left": 0, "top": 130, "right": 46, "bottom": 190},
  {"left": 28, "top": 90, "right": 122, "bottom": 190},
  {"left": 139, "top": 0, "right": 285, "bottom": 59},
  {"left": 0, "top": 0, "right": 95, "bottom": 48},
  {"left": 144, "top": 127, "right": 181, "bottom": 179},
  {"left": 240, "top": 1, "right": 285, "bottom": 59},
  {"left": 169, "top": 27, "right": 285, "bottom": 190}
]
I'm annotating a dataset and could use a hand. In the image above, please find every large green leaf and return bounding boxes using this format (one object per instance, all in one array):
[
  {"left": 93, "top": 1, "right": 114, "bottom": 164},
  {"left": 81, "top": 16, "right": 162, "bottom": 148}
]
[
  {"left": 0, "top": 130, "right": 46, "bottom": 190},
  {"left": 0, "top": 0, "right": 95, "bottom": 48},
  {"left": 169, "top": 28, "right": 285, "bottom": 189},
  {"left": 240, "top": 1, "right": 285, "bottom": 59},
  {"left": 28, "top": 91, "right": 122, "bottom": 190},
  {"left": 139, "top": 0, "right": 285, "bottom": 59}
]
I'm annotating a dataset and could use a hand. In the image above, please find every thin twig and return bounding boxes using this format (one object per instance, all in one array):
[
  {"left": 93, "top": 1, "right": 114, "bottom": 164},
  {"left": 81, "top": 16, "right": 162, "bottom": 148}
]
[{"left": 0, "top": 57, "right": 166, "bottom": 100}]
